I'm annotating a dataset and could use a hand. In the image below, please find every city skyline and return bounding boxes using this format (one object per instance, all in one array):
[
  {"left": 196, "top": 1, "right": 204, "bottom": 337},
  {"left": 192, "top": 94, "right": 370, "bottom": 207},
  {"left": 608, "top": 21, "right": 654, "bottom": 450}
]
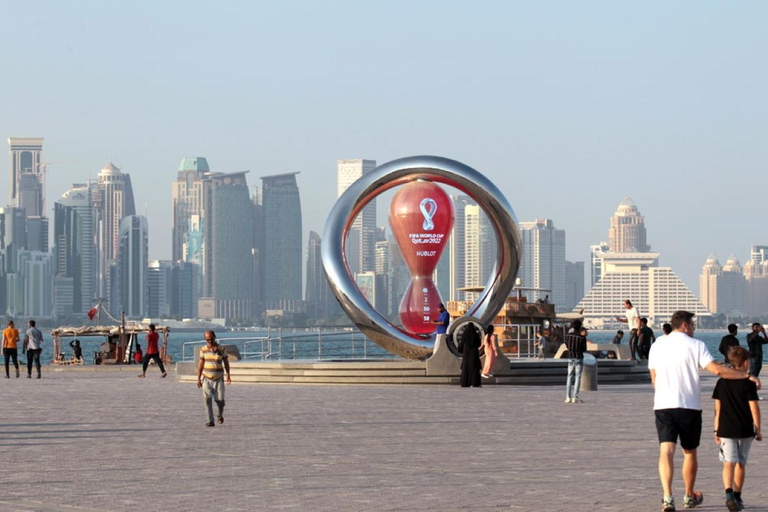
[{"left": 2, "top": 2, "right": 768, "bottom": 295}]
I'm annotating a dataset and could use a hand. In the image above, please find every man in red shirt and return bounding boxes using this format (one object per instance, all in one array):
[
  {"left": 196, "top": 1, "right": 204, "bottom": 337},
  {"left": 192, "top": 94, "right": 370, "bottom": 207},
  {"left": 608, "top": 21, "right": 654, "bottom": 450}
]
[{"left": 138, "top": 324, "right": 167, "bottom": 378}]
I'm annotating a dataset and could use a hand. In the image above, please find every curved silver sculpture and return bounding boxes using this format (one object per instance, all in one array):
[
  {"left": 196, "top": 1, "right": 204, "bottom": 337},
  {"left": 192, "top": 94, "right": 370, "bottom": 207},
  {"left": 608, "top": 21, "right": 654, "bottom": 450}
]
[{"left": 322, "top": 156, "right": 521, "bottom": 360}]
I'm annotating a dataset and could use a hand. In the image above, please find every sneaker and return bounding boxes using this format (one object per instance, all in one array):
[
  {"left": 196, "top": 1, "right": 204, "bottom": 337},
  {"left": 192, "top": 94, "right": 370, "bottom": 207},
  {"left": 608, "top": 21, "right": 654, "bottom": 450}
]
[
  {"left": 481, "top": 374, "right": 490, "bottom": 379},
  {"left": 662, "top": 497, "right": 676, "bottom": 511},
  {"left": 572, "top": 397, "right": 584, "bottom": 403},
  {"left": 564, "top": 398, "right": 572, "bottom": 403},
  {"left": 683, "top": 491, "right": 703, "bottom": 508},
  {"left": 734, "top": 496, "right": 744, "bottom": 510},
  {"left": 725, "top": 491, "right": 738, "bottom": 511}
]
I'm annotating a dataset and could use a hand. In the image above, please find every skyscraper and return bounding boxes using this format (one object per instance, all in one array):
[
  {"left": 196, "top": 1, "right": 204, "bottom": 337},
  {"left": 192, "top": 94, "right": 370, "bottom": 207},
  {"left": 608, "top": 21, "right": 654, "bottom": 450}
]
[
  {"left": 172, "top": 157, "right": 209, "bottom": 262},
  {"left": 608, "top": 197, "right": 650, "bottom": 253},
  {"left": 8, "top": 137, "right": 44, "bottom": 215},
  {"left": 117, "top": 215, "right": 148, "bottom": 318},
  {"left": 262, "top": 172, "right": 302, "bottom": 311},
  {"left": 699, "top": 254, "right": 745, "bottom": 316},
  {"left": 93, "top": 162, "right": 136, "bottom": 303},
  {"left": 337, "top": 159, "right": 377, "bottom": 275},
  {"left": 463, "top": 204, "right": 496, "bottom": 298},
  {"left": 589, "top": 241, "right": 609, "bottom": 288},
  {"left": 170, "top": 261, "right": 197, "bottom": 319},
  {"left": 565, "top": 260, "right": 585, "bottom": 312},
  {"left": 742, "top": 246, "right": 768, "bottom": 316},
  {"left": 519, "top": 219, "right": 566, "bottom": 310},
  {"left": 202, "top": 171, "right": 254, "bottom": 319},
  {"left": 305, "top": 231, "right": 338, "bottom": 320},
  {"left": 53, "top": 185, "right": 95, "bottom": 315},
  {"left": 147, "top": 260, "right": 172, "bottom": 318}
]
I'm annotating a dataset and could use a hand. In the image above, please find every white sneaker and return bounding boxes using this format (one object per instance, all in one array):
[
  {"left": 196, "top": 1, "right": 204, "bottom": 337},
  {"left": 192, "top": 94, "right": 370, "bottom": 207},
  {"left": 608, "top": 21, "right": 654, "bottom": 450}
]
[
  {"left": 564, "top": 398, "right": 572, "bottom": 403},
  {"left": 572, "top": 397, "right": 584, "bottom": 404}
]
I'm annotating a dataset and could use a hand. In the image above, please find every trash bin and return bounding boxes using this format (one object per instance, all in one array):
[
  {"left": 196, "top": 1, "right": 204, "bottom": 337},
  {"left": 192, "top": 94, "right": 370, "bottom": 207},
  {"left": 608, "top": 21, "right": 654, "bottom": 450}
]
[{"left": 581, "top": 353, "right": 598, "bottom": 391}]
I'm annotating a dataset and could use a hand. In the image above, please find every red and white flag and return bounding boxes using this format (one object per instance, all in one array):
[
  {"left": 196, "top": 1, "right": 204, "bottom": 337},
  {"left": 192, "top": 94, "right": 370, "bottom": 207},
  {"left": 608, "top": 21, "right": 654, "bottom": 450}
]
[{"left": 87, "top": 304, "right": 99, "bottom": 321}]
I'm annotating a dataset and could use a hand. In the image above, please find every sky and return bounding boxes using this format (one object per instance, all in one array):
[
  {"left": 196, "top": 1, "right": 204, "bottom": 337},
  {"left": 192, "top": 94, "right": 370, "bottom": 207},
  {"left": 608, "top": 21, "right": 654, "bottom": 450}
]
[{"left": 1, "top": 1, "right": 767, "bottom": 292}]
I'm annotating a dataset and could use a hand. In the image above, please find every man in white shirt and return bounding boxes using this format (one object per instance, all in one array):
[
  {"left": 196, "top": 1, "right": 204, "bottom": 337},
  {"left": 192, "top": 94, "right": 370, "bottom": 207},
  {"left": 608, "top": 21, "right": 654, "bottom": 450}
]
[
  {"left": 616, "top": 299, "right": 641, "bottom": 361},
  {"left": 649, "top": 310, "right": 760, "bottom": 511}
]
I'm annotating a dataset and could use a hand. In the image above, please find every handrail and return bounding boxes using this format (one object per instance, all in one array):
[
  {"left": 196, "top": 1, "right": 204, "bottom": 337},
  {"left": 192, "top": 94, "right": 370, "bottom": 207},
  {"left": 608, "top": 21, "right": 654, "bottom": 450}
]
[{"left": 181, "top": 331, "right": 393, "bottom": 362}]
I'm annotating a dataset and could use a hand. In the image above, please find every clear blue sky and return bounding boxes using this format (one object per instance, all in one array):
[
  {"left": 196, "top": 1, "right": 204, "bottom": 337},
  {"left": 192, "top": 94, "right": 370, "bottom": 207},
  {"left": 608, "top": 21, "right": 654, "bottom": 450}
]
[{"left": 2, "top": 1, "right": 767, "bottom": 291}]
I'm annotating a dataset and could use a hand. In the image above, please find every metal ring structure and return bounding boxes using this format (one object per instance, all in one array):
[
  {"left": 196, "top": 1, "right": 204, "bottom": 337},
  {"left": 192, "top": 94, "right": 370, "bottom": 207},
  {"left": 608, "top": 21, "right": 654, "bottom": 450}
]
[{"left": 322, "top": 156, "right": 521, "bottom": 360}]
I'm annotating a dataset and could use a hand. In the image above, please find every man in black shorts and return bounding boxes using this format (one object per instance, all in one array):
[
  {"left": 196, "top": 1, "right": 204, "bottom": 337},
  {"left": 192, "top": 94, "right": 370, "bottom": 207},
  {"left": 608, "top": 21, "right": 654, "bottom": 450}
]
[{"left": 649, "top": 311, "right": 759, "bottom": 511}]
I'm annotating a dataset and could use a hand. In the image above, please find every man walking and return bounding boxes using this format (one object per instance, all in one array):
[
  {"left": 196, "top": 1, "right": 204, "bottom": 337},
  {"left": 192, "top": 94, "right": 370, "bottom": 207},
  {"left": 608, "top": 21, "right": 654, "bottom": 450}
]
[
  {"left": 616, "top": 299, "right": 641, "bottom": 361},
  {"left": 2, "top": 320, "right": 20, "bottom": 378},
  {"left": 564, "top": 320, "right": 587, "bottom": 404},
  {"left": 197, "top": 331, "right": 231, "bottom": 427},
  {"left": 649, "top": 311, "right": 760, "bottom": 511},
  {"left": 138, "top": 324, "right": 167, "bottom": 378},
  {"left": 746, "top": 322, "right": 767, "bottom": 379},
  {"left": 719, "top": 324, "right": 740, "bottom": 361},
  {"left": 638, "top": 317, "right": 656, "bottom": 360},
  {"left": 23, "top": 320, "right": 43, "bottom": 379}
]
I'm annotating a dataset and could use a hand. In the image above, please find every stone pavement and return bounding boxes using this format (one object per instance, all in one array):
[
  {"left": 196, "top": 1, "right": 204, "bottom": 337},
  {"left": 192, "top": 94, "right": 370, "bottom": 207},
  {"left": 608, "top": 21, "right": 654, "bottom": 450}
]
[{"left": 0, "top": 368, "right": 766, "bottom": 511}]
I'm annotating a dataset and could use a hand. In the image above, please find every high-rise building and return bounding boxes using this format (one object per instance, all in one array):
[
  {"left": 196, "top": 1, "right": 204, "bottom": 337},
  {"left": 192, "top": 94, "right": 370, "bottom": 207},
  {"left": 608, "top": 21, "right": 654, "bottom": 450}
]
[
  {"left": 750, "top": 245, "right": 768, "bottom": 265},
  {"left": 374, "top": 239, "right": 392, "bottom": 316},
  {"left": 7, "top": 250, "right": 53, "bottom": 317},
  {"left": 202, "top": 172, "right": 254, "bottom": 319},
  {"left": 699, "top": 254, "right": 745, "bottom": 316},
  {"left": 117, "top": 215, "right": 148, "bottom": 318},
  {"left": 589, "top": 241, "right": 609, "bottom": 288},
  {"left": 251, "top": 190, "right": 265, "bottom": 318},
  {"left": 448, "top": 195, "right": 473, "bottom": 301},
  {"left": 518, "top": 219, "right": 566, "bottom": 310},
  {"left": 565, "top": 260, "right": 585, "bottom": 312},
  {"left": 93, "top": 162, "right": 136, "bottom": 303},
  {"left": 261, "top": 172, "right": 302, "bottom": 311},
  {"left": 337, "top": 159, "right": 377, "bottom": 275},
  {"left": 147, "top": 260, "right": 172, "bottom": 318},
  {"left": 0, "top": 207, "right": 27, "bottom": 250},
  {"left": 305, "top": 231, "right": 338, "bottom": 320},
  {"left": 576, "top": 252, "right": 709, "bottom": 326},
  {"left": 170, "top": 261, "right": 197, "bottom": 319},
  {"left": 17, "top": 172, "right": 43, "bottom": 218},
  {"left": 699, "top": 254, "right": 721, "bottom": 314},
  {"left": 463, "top": 204, "right": 496, "bottom": 299},
  {"left": 608, "top": 197, "right": 650, "bottom": 253},
  {"left": 743, "top": 245, "right": 768, "bottom": 316},
  {"left": 26, "top": 217, "right": 48, "bottom": 253},
  {"left": 172, "top": 157, "right": 209, "bottom": 262},
  {"left": 8, "top": 137, "right": 44, "bottom": 215},
  {"left": 53, "top": 185, "right": 95, "bottom": 315}
]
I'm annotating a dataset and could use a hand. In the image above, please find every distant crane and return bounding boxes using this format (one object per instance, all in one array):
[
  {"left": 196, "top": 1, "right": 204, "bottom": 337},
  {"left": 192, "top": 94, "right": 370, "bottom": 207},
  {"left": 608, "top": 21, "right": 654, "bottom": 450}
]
[{"left": 36, "top": 160, "right": 79, "bottom": 212}]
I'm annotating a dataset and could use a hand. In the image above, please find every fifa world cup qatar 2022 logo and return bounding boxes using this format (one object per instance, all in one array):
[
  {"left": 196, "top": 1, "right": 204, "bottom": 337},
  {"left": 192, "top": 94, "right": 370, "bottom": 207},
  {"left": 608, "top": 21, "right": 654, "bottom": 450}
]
[
  {"left": 322, "top": 156, "right": 521, "bottom": 361},
  {"left": 389, "top": 182, "right": 454, "bottom": 334}
]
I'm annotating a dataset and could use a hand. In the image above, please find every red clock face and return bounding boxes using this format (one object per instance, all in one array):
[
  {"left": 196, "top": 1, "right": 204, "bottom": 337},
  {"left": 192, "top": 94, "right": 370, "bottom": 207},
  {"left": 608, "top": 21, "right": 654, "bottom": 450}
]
[{"left": 389, "top": 181, "right": 454, "bottom": 334}]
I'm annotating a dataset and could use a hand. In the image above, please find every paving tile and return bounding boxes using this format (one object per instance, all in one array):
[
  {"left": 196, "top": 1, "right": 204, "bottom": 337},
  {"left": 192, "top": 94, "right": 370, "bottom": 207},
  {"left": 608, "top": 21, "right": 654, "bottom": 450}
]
[{"left": 0, "top": 370, "right": 765, "bottom": 510}]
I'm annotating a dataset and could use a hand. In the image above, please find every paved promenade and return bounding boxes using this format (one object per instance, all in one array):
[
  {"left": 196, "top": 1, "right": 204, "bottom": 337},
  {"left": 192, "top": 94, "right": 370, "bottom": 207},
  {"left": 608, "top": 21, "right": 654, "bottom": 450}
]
[{"left": 0, "top": 368, "right": 766, "bottom": 511}]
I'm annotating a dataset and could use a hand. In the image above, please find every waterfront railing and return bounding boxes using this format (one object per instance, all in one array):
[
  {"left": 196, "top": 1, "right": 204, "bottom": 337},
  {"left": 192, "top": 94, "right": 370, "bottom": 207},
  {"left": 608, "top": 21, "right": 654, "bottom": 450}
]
[{"left": 181, "top": 328, "right": 395, "bottom": 362}]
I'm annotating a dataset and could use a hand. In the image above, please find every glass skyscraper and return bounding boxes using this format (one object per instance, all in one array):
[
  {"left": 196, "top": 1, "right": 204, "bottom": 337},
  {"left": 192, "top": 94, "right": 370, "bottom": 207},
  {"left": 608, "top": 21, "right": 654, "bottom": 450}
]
[{"left": 261, "top": 172, "right": 302, "bottom": 311}]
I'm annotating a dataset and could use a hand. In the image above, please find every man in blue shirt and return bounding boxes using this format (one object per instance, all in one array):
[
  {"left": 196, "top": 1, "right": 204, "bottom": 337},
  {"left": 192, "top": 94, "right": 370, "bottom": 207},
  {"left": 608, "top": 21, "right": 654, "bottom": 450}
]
[{"left": 432, "top": 303, "right": 450, "bottom": 353}]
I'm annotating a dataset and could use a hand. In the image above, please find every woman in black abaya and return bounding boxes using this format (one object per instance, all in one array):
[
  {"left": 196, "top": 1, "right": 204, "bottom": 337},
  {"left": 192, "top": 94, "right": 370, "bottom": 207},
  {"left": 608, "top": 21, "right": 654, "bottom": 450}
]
[{"left": 459, "top": 323, "right": 482, "bottom": 387}]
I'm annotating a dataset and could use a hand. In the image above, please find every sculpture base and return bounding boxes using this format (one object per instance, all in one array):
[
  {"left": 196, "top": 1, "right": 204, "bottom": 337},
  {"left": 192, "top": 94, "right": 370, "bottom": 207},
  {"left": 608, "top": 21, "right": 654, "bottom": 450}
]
[{"left": 425, "top": 334, "right": 460, "bottom": 376}]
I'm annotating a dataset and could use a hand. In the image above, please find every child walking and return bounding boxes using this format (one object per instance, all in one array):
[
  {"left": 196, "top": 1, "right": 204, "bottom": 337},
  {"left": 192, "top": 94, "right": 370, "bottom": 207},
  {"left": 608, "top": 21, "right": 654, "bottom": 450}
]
[{"left": 713, "top": 346, "right": 762, "bottom": 511}]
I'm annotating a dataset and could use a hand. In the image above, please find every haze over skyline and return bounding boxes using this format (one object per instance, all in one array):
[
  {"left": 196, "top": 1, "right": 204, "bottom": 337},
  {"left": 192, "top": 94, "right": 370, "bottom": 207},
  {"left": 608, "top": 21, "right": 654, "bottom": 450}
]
[{"left": 2, "top": 1, "right": 767, "bottom": 292}]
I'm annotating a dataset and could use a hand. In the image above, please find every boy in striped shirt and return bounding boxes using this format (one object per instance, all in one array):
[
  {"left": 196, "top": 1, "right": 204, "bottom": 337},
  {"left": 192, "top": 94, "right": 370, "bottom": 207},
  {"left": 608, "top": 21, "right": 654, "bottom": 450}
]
[{"left": 197, "top": 331, "right": 231, "bottom": 427}]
